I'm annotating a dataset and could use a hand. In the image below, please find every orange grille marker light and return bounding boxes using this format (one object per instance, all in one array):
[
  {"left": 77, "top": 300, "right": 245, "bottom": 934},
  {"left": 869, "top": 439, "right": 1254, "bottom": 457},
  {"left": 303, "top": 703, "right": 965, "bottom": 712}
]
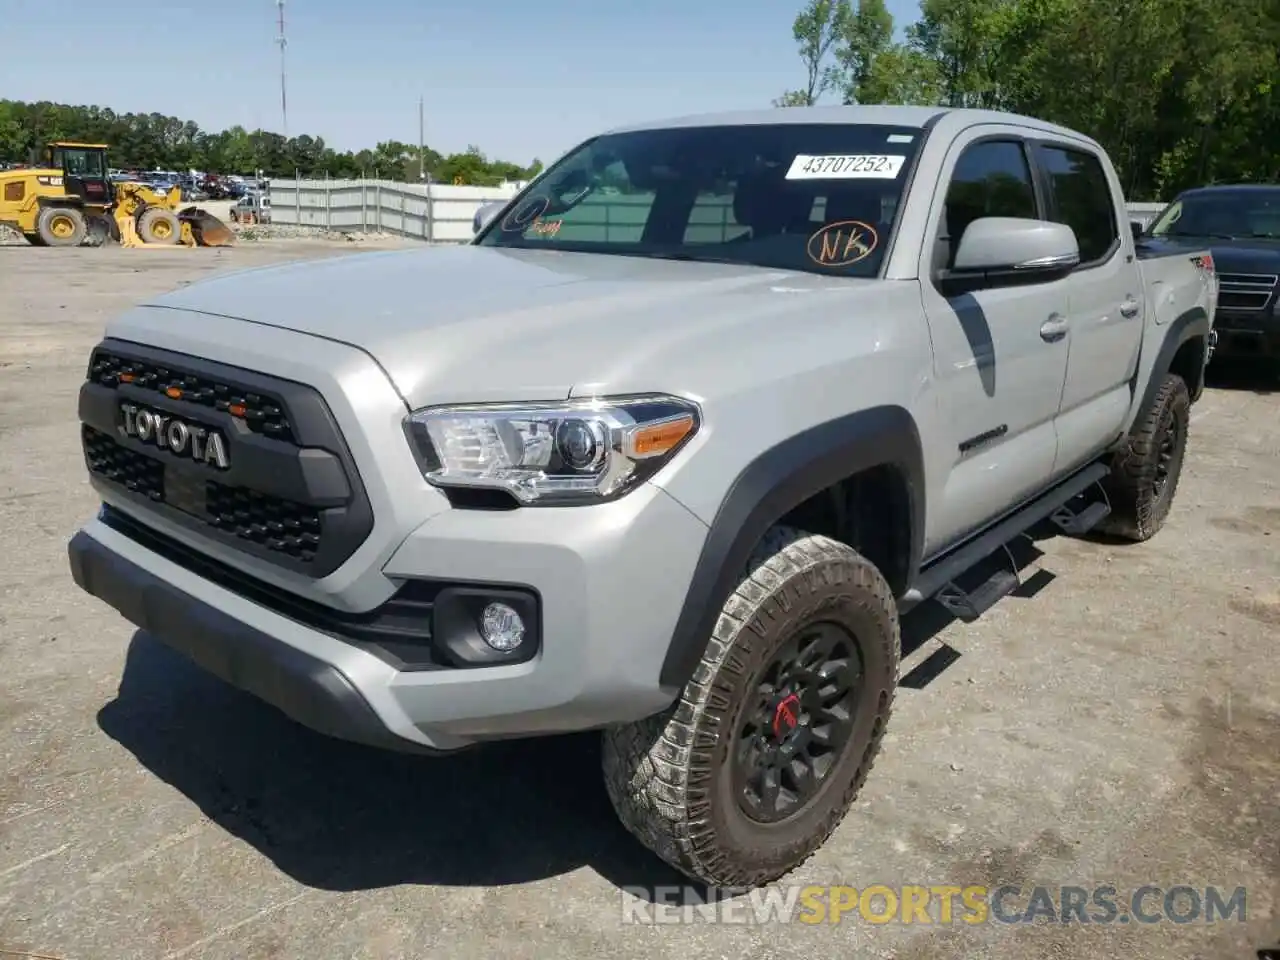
[
  {"left": 629, "top": 414, "right": 695, "bottom": 458},
  {"left": 119, "top": 373, "right": 135, "bottom": 383},
  {"left": 165, "top": 386, "right": 183, "bottom": 399},
  {"left": 228, "top": 403, "right": 247, "bottom": 417}
]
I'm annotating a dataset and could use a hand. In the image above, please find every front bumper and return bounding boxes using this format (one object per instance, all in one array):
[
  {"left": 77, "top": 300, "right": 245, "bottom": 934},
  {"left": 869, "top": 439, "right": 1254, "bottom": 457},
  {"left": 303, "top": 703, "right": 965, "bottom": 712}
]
[
  {"left": 69, "top": 525, "right": 433, "bottom": 753},
  {"left": 70, "top": 475, "right": 709, "bottom": 752}
]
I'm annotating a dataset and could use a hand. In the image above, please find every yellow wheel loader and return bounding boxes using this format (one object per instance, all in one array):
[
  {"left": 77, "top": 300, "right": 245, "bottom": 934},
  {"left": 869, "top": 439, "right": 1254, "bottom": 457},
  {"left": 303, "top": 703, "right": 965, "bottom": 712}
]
[{"left": 0, "top": 142, "right": 233, "bottom": 248}]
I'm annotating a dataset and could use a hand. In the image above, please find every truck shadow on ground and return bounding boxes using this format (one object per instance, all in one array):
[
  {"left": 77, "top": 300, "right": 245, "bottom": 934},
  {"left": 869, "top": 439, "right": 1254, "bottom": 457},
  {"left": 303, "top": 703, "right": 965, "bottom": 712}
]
[
  {"left": 97, "top": 631, "right": 698, "bottom": 894},
  {"left": 95, "top": 535, "right": 1057, "bottom": 902},
  {"left": 1205, "top": 357, "right": 1276, "bottom": 395}
]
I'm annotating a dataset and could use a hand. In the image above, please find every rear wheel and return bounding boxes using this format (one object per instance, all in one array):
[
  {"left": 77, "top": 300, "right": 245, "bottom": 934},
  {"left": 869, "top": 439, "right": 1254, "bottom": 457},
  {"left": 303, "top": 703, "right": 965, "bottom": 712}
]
[
  {"left": 1098, "top": 372, "right": 1191, "bottom": 541},
  {"left": 602, "top": 525, "right": 900, "bottom": 888},
  {"left": 36, "top": 207, "right": 87, "bottom": 247},
  {"left": 137, "top": 208, "right": 181, "bottom": 244}
]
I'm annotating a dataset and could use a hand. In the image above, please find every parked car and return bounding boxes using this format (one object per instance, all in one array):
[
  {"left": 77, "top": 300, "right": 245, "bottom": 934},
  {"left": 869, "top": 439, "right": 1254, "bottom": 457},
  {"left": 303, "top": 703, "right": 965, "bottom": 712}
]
[
  {"left": 1139, "top": 183, "right": 1279, "bottom": 370},
  {"left": 230, "top": 193, "right": 270, "bottom": 224},
  {"left": 68, "top": 106, "right": 1216, "bottom": 890}
]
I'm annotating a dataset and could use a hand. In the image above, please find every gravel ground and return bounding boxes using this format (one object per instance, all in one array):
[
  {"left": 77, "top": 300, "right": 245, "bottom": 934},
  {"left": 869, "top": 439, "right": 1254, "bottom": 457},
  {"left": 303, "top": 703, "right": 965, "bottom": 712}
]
[{"left": 0, "top": 242, "right": 1276, "bottom": 960}]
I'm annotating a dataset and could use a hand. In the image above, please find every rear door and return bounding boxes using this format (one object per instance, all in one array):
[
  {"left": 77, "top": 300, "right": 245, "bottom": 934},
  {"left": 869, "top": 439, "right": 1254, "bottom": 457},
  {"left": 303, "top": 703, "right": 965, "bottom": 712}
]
[
  {"left": 1029, "top": 140, "right": 1142, "bottom": 474},
  {"left": 917, "top": 128, "right": 1071, "bottom": 554}
]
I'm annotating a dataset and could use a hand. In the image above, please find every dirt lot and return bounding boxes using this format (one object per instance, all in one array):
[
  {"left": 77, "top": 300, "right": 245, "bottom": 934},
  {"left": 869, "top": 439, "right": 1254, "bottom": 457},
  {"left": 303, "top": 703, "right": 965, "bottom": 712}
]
[{"left": 0, "top": 241, "right": 1276, "bottom": 960}]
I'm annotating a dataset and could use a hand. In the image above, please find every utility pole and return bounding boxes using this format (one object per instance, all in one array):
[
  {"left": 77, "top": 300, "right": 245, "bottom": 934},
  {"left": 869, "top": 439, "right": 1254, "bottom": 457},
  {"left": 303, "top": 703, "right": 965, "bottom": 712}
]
[
  {"left": 276, "top": 0, "right": 288, "bottom": 138},
  {"left": 418, "top": 95, "right": 426, "bottom": 181}
]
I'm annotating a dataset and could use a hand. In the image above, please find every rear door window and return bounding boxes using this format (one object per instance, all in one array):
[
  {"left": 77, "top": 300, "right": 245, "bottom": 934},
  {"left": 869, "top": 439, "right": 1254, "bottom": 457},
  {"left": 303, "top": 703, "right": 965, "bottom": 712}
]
[{"left": 1034, "top": 145, "right": 1119, "bottom": 265}]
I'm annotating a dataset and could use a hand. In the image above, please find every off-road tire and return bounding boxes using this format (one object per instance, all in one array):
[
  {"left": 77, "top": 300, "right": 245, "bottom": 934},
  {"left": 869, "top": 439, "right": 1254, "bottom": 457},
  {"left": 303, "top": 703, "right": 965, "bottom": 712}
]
[
  {"left": 1098, "top": 372, "right": 1191, "bottom": 541},
  {"left": 36, "top": 206, "right": 87, "bottom": 247},
  {"left": 602, "top": 525, "right": 900, "bottom": 888},
  {"left": 137, "top": 208, "right": 181, "bottom": 245}
]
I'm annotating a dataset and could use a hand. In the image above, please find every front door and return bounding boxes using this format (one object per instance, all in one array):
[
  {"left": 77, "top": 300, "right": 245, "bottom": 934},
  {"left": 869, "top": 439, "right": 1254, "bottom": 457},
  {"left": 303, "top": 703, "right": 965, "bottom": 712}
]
[
  {"left": 917, "top": 131, "right": 1071, "bottom": 556},
  {"left": 56, "top": 146, "right": 113, "bottom": 210}
]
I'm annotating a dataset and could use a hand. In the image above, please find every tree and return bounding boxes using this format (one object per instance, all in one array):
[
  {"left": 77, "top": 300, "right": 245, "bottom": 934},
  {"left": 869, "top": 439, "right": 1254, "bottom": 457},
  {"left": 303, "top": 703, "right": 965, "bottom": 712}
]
[
  {"left": 775, "top": 0, "right": 853, "bottom": 106},
  {"left": 0, "top": 99, "right": 541, "bottom": 184},
  {"left": 835, "top": 0, "right": 894, "bottom": 104},
  {"left": 777, "top": 0, "right": 1280, "bottom": 200}
]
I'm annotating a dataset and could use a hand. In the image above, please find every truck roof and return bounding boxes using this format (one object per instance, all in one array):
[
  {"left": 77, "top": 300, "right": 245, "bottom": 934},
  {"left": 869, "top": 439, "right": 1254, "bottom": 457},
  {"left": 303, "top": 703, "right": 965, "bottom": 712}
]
[{"left": 606, "top": 105, "right": 1098, "bottom": 145}]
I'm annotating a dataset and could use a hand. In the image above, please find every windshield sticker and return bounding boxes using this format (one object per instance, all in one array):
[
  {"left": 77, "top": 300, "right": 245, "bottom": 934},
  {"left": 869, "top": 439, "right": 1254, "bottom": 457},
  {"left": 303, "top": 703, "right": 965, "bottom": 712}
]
[
  {"left": 807, "top": 220, "right": 879, "bottom": 267},
  {"left": 501, "top": 196, "right": 550, "bottom": 232},
  {"left": 529, "top": 217, "right": 562, "bottom": 238},
  {"left": 786, "top": 154, "right": 906, "bottom": 180},
  {"left": 886, "top": 134, "right": 914, "bottom": 143}
]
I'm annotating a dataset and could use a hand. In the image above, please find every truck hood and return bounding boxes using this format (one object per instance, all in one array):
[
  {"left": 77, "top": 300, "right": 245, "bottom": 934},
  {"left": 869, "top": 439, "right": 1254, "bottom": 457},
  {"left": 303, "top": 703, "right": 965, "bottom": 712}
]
[
  {"left": 141, "top": 245, "right": 885, "bottom": 409},
  {"left": 1138, "top": 235, "right": 1280, "bottom": 274}
]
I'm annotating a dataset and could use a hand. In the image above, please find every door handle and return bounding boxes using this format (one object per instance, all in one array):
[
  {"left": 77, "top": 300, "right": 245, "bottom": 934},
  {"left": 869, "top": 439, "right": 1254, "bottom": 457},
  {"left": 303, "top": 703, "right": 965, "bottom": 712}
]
[
  {"left": 1040, "top": 313, "right": 1069, "bottom": 342},
  {"left": 1119, "top": 297, "right": 1141, "bottom": 318}
]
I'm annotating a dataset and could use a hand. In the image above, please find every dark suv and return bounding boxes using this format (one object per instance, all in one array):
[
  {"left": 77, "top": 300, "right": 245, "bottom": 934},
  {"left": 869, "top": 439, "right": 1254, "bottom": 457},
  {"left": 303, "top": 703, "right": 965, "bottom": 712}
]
[{"left": 1140, "top": 184, "right": 1280, "bottom": 369}]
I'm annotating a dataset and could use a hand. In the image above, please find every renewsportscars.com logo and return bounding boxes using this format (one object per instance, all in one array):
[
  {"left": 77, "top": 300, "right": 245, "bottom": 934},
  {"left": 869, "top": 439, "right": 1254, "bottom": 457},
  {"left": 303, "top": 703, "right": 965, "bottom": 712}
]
[{"left": 620, "top": 884, "right": 1250, "bottom": 926}]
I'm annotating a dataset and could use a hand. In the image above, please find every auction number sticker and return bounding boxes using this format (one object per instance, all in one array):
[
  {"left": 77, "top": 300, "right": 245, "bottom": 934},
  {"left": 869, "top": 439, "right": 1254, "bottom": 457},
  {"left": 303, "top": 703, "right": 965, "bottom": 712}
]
[{"left": 785, "top": 154, "right": 905, "bottom": 180}]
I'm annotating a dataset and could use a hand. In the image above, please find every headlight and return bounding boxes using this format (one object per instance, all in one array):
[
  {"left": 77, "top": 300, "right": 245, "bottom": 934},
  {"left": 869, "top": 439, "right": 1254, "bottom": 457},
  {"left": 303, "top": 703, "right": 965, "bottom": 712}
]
[{"left": 405, "top": 394, "right": 701, "bottom": 505}]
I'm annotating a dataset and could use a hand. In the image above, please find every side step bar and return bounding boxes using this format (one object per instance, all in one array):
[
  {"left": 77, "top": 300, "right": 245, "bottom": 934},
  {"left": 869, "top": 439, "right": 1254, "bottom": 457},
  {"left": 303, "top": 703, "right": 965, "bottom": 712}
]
[{"left": 900, "top": 462, "right": 1111, "bottom": 620}]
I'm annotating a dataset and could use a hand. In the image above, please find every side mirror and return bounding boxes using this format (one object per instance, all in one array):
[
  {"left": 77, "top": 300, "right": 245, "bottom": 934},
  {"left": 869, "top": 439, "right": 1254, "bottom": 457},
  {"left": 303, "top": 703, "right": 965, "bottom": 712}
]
[
  {"left": 472, "top": 201, "right": 505, "bottom": 235},
  {"left": 944, "top": 217, "right": 1079, "bottom": 293}
]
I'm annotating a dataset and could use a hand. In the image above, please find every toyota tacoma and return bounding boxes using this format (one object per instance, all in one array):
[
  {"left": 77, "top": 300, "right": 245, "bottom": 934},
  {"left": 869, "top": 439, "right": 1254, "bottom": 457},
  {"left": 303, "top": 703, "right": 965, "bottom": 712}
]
[{"left": 69, "top": 106, "right": 1217, "bottom": 889}]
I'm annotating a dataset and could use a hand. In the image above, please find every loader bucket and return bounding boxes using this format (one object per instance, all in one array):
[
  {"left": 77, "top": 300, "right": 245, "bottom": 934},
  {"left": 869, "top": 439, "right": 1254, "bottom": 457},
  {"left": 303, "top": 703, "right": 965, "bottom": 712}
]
[{"left": 178, "top": 206, "right": 235, "bottom": 247}]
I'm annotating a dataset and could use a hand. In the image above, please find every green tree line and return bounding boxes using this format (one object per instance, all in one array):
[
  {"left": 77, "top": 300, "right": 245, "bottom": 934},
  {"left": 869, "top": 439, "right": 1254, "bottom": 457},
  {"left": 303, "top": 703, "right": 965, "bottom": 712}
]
[
  {"left": 0, "top": 100, "right": 543, "bottom": 185},
  {"left": 777, "top": 0, "right": 1280, "bottom": 200}
]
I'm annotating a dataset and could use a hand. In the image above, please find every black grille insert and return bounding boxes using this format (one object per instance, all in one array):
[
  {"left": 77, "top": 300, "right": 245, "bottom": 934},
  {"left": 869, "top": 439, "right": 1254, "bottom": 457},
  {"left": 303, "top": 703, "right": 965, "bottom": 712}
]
[
  {"left": 89, "top": 349, "right": 295, "bottom": 444},
  {"left": 79, "top": 338, "right": 376, "bottom": 579},
  {"left": 84, "top": 426, "right": 322, "bottom": 562}
]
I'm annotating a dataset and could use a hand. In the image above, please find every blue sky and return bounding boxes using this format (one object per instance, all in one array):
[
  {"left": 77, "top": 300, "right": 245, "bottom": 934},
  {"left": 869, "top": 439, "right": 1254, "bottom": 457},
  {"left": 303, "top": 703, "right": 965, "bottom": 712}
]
[{"left": 6, "top": 0, "right": 921, "bottom": 166}]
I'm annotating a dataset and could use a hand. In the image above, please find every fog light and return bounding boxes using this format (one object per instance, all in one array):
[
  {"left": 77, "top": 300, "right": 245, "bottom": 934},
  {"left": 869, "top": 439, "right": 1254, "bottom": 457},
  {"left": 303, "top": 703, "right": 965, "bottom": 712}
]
[{"left": 480, "top": 601, "right": 525, "bottom": 651}]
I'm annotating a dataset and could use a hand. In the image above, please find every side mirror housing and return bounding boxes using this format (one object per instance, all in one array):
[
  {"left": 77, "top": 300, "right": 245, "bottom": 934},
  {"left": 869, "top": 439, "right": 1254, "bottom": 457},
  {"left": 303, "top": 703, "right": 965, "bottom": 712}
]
[
  {"left": 472, "top": 201, "right": 506, "bottom": 235},
  {"left": 942, "top": 217, "right": 1079, "bottom": 294}
]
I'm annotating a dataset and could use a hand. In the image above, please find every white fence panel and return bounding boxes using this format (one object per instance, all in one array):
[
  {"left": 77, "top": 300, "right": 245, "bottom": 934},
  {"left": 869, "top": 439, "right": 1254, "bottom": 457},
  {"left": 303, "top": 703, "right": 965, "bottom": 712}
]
[
  {"left": 265, "top": 177, "right": 1168, "bottom": 244},
  {"left": 266, "top": 178, "right": 520, "bottom": 242}
]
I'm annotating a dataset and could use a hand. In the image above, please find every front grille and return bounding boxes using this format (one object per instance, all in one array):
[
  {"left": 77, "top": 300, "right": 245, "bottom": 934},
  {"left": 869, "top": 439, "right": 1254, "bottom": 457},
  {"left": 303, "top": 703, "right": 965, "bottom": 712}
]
[
  {"left": 89, "top": 349, "right": 295, "bottom": 444},
  {"left": 1217, "top": 272, "right": 1278, "bottom": 313},
  {"left": 79, "top": 338, "right": 375, "bottom": 578},
  {"left": 84, "top": 426, "right": 322, "bottom": 562}
]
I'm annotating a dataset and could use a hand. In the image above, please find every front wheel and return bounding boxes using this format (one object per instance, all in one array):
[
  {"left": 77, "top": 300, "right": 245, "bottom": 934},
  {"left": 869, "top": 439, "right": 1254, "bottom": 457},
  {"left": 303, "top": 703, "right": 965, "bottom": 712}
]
[
  {"left": 602, "top": 525, "right": 900, "bottom": 889},
  {"left": 136, "top": 207, "right": 181, "bottom": 244},
  {"left": 1098, "top": 372, "right": 1191, "bottom": 541}
]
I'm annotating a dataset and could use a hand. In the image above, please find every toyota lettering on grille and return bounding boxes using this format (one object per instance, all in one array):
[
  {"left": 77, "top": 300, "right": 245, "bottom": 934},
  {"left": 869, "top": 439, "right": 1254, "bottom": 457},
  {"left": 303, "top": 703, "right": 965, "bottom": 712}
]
[{"left": 119, "top": 402, "right": 230, "bottom": 469}]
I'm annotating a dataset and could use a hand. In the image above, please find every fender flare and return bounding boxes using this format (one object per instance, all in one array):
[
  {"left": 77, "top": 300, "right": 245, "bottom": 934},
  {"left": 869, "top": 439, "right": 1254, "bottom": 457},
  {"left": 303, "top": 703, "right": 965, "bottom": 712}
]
[
  {"left": 1132, "top": 306, "right": 1211, "bottom": 420},
  {"left": 658, "top": 404, "right": 926, "bottom": 693}
]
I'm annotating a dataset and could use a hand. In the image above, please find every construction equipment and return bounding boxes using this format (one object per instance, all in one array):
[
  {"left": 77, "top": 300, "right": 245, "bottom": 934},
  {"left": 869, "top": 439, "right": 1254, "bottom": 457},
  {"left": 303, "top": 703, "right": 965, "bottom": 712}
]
[
  {"left": 0, "top": 141, "right": 233, "bottom": 248},
  {"left": 112, "top": 181, "right": 235, "bottom": 247}
]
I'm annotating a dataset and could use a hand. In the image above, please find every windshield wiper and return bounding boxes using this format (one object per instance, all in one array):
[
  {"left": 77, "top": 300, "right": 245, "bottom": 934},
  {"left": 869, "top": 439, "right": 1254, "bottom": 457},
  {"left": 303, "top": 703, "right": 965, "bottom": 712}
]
[{"left": 630, "top": 251, "right": 743, "bottom": 265}]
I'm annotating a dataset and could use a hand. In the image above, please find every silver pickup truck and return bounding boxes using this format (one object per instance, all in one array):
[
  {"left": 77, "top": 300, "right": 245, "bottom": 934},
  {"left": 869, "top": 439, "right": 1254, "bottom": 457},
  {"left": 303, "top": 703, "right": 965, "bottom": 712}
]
[{"left": 68, "top": 105, "right": 1216, "bottom": 890}]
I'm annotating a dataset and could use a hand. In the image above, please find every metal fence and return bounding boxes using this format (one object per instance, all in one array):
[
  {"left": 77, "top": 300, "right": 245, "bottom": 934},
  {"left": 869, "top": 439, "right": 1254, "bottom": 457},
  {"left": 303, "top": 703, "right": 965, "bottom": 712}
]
[
  {"left": 265, "top": 178, "right": 521, "bottom": 243},
  {"left": 264, "top": 177, "right": 1170, "bottom": 243}
]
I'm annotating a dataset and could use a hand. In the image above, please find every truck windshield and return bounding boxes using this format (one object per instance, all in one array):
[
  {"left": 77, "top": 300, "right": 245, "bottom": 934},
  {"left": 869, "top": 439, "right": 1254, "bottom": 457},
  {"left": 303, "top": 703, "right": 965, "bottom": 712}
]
[
  {"left": 1149, "top": 187, "right": 1280, "bottom": 240},
  {"left": 474, "top": 122, "right": 926, "bottom": 277}
]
